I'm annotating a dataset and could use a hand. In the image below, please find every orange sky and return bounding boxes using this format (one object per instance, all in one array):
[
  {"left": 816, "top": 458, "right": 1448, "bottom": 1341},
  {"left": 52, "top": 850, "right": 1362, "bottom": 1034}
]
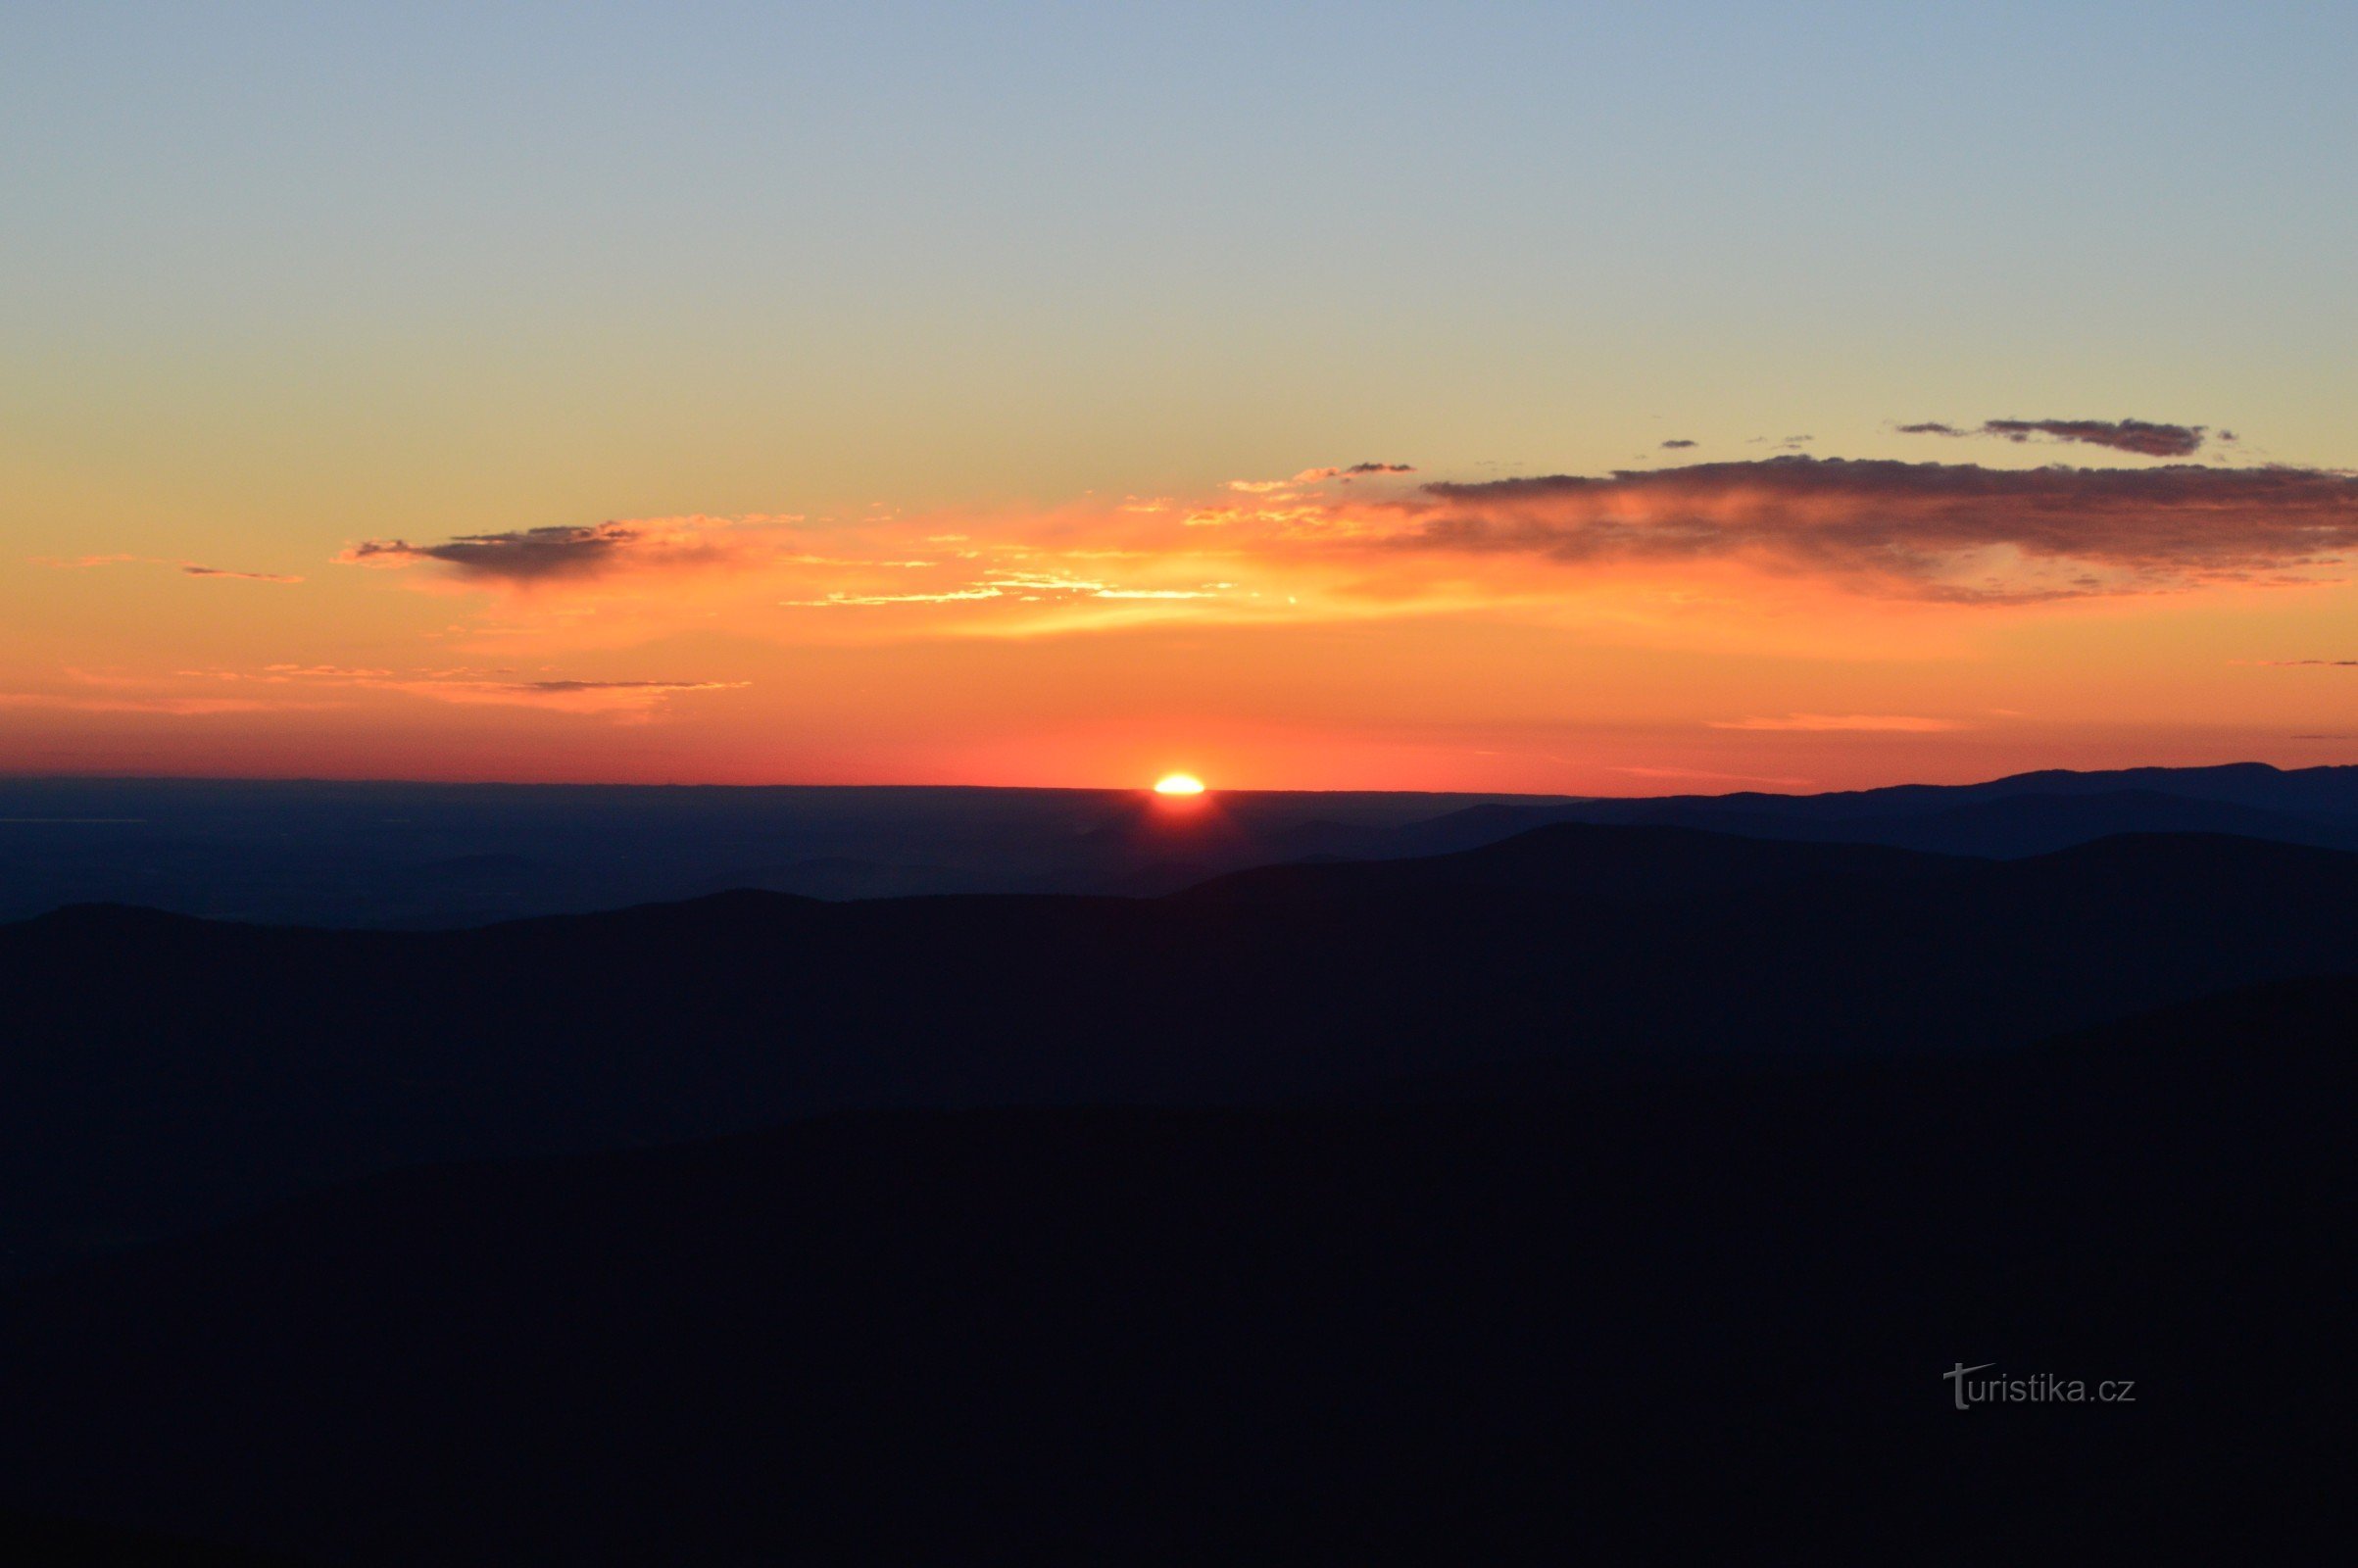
[
  {"left": 9, "top": 448, "right": 2358, "bottom": 794},
  {"left": 9, "top": 7, "right": 2358, "bottom": 795}
]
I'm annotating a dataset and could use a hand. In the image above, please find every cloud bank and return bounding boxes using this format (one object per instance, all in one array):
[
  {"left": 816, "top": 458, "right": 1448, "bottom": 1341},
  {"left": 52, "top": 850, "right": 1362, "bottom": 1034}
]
[
  {"left": 1405, "top": 456, "right": 2358, "bottom": 603},
  {"left": 330, "top": 450, "right": 2358, "bottom": 644},
  {"left": 1898, "top": 417, "right": 2208, "bottom": 458}
]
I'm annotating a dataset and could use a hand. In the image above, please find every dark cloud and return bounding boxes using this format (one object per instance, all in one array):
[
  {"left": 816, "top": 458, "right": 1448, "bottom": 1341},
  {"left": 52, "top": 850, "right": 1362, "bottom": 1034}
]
[
  {"left": 1901, "top": 417, "right": 2208, "bottom": 458},
  {"left": 1404, "top": 456, "right": 2358, "bottom": 603},
  {"left": 2254, "top": 660, "right": 2358, "bottom": 667},
  {"left": 1659, "top": 439, "right": 1697, "bottom": 450},
  {"left": 340, "top": 523, "right": 645, "bottom": 582}
]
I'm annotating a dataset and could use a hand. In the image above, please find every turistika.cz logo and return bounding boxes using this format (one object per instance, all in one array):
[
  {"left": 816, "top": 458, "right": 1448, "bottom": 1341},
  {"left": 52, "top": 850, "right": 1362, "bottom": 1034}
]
[{"left": 1944, "top": 1363, "right": 2137, "bottom": 1409}]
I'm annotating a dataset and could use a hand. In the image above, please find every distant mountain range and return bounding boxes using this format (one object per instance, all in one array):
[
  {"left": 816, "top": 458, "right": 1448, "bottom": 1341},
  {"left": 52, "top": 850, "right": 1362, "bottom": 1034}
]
[
  {"left": 1291, "top": 760, "right": 2358, "bottom": 860},
  {"left": 10, "top": 762, "right": 2358, "bottom": 925}
]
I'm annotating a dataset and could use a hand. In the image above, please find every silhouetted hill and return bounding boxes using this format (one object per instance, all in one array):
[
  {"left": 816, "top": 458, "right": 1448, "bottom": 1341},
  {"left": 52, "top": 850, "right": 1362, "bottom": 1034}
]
[
  {"left": 9, "top": 823, "right": 2358, "bottom": 1274},
  {"left": 2, "top": 977, "right": 2344, "bottom": 1563}
]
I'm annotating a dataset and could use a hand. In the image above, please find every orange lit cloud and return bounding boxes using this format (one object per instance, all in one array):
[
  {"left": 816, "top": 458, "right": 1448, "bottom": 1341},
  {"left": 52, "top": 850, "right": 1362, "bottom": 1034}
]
[
  {"left": 27, "top": 664, "right": 753, "bottom": 723},
  {"left": 310, "top": 454, "right": 2358, "bottom": 676},
  {"left": 0, "top": 692, "right": 296, "bottom": 715},
  {"left": 1403, "top": 458, "right": 2358, "bottom": 603},
  {"left": 344, "top": 457, "right": 2358, "bottom": 633}
]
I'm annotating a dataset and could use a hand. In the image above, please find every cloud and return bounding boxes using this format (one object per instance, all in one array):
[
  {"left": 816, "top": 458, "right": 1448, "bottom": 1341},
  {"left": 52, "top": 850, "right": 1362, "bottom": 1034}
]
[
  {"left": 148, "top": 664, "right": 749, "bottom": 717},
  {"left": 339, "top": 523, "right": 644, "bottom": 581},
  {"left": 1899, "top": 417, "right": 2207, "bottom": 458},
  {"left": 1610, "top": 764, "right": 1813, "bottom": 786},
  {"left": 786, "top": 587, "right": 1010, "bottom": 607},
  {"left": 0, "top": 692, "right": 295, "bottom": 715},
  {"left": 785, "top": 568, "right": 1233, "bottom": 609},
  {"left": 339, "top": 518, "right": 760, "bottom": 585},
  {"left": 1292, "top": 463, "right": 1417, "bottom": 483},
  {"left": 32, "top": 554, "right": 300, "bottom": 582},
  {"left": 180, "top": 564, "right": 303, "bottom": 583},
  {"left": 315, "top": 452, "right": 2358, "bottom": 651},
  {"left": 1403, "top": 456, "right": 2358, "bottom": 602},
  {"left": 1707, "top": 713, "right": 1966, "bottom": 732},
  {"left": 513, "top": 679, "right": 743, "bottom": 695},
  {"left": 1659, "top": 439, "right": 1697, "bottom": 450},
  {"left": 2247, "top": 659, "right": 2358, "bottom": 667},
  {"left": 425, "top": 677, "right": 750, "bottom": 714}
]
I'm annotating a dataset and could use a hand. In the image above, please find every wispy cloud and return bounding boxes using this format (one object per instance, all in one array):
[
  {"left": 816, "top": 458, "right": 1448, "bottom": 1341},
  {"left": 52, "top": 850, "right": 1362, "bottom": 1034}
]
[
  {"left": 1291, "top": 461, "right": 1418, "bottom": 483},
  {"left": 0, "top": 692, "right": 295, "bottom": 715},
  {"left": 414, "top": 676, "right": 750, "bottom": 713},
  {"left": 785, "top": 568, "right": 1232, "bottom": 609},
  {"left": 140, "top": 664, "right": 750, "bottom": 718},
  {"left": 180, "top": 564, "right": 304, "bottom": 583},
  {"left": 1707, "top": 713, "right": 1966, "bottom": 732},
  {"left": 33, "top": 554, "right": 301, "bottom": 582},
  {"left": 1609, "top": 763, "right": 1813, "bottom": 786}
]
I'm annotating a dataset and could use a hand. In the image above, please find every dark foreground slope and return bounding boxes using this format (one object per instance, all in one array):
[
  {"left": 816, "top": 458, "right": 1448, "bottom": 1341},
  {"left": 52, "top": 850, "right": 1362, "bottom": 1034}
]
[
  {"left": 0, "top": 1512, "right": 308, "bottom": 1568},
  {"left": 1, "top": 978, "right": 2346, "bottom": 1564},
  {"left": 11, "top": 825, "right": 2358, "bottom": 1273}
]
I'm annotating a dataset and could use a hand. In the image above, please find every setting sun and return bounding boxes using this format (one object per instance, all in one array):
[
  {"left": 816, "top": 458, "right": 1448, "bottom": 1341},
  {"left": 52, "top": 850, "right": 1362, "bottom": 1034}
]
[{"left": 1154, "top": 773, "right": 1207, "bottom": 796}]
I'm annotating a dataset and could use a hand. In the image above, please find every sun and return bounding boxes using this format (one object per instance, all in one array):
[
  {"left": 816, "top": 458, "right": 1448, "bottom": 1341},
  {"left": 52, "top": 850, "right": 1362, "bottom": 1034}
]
[{"left": 1153, "top": 772, "right": 1207, "bottom": 796}]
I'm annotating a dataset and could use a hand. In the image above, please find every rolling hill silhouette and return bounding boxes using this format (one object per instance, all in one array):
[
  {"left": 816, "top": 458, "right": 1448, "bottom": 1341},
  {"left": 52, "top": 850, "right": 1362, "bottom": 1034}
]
[
  {"left": 1, "top": 975, "right": 2344, "bottom": 1563},
  {"left": 8, "top": 823, "right": 2358, "bottom": 1277}
]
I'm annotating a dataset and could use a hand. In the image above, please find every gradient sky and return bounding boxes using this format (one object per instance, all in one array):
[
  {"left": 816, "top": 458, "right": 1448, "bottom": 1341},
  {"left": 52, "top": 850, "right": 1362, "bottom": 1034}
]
[{"left": 6, "top": 2, "right": 2356, "bottom": 792}]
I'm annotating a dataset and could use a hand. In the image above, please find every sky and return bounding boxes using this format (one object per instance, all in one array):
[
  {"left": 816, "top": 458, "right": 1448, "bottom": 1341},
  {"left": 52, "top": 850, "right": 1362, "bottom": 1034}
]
[{"left": 5, "top": 1, "right": 2356, "bottom": 793}]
